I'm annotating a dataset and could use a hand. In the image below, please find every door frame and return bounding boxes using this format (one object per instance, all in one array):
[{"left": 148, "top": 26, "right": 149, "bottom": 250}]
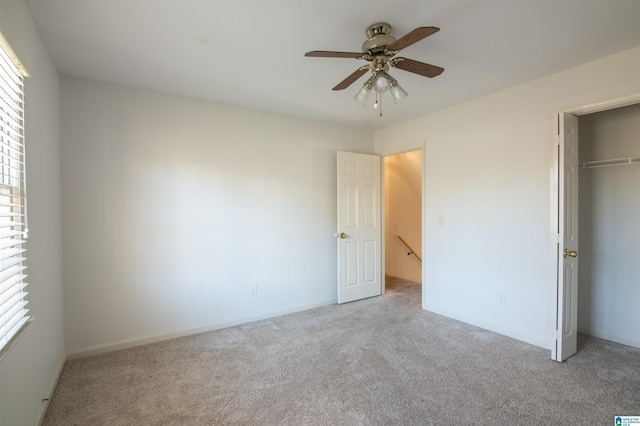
[
  {"left": 379, "top": 142, "right": 426, "bottom": 306},
  {"left": 550, "top": 92, "right": 640, "bottom": 361}
]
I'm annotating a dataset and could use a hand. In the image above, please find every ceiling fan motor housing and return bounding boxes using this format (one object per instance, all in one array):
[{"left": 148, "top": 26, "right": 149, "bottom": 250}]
[
  {"left": 362, "top": 23, "right": 396, "bottom": 55},
  {"left": 371, "top": 55, "right": 389, "bottom": 73}
]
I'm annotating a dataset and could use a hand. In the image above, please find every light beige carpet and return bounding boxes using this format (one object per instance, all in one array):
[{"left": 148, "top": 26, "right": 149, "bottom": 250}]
[{"left": 43, "top": 277, "right": 640, "bottom": 425}]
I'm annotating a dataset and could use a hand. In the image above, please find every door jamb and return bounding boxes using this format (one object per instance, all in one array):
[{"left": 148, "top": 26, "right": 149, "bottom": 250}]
[
  {"left": 379, "top": 142, "right": 426, "bottom": 306},
  {"left": 550, "top": 92, "right": 640, "bottom": 360}
]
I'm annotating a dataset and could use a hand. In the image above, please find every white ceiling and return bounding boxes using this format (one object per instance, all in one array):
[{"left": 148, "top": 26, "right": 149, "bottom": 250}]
[{"left": 26, "top": 0, "right": 640, "bottom": 131}]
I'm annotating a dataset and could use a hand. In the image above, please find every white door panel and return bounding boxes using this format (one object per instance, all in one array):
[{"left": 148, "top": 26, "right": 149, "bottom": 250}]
[
  {"left": 337, "top": 151, "right": 382, "bottom": 304},
  {"left": 555, "top": 112, "right": 579, "bottom": 361}
]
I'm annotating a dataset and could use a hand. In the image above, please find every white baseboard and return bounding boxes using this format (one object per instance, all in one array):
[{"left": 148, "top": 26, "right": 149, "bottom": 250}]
[
  {"left": 38, "top": 355, "right": 66, "bottom": 425},
  {"left": 578, "top": 326, "right": 640, "bottom": 349},
  {"left": 66, "top": 299, "right": 337, "bottom": 360},
  {"left": 423, "top": 303, "right": 549, "bottom": 350}
]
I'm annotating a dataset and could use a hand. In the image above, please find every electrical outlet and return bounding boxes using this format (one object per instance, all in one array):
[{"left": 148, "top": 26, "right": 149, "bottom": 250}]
[
  {"left": 250, "top": 284, "right": 258, "bottom": 296},
  {"left": 498, "top": 292, "right": 506, "bottom": 304}
]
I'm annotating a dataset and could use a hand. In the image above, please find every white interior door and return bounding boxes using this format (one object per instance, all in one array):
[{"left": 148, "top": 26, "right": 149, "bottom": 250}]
[
  {"left": 336, "top": 151, "right": 382, "bottom": 304},
  {"left": 554, "top": 112, "right": 579, "bottom": 361}
]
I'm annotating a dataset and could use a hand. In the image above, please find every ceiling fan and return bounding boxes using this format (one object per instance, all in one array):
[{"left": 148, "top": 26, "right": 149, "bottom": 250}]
[{"left": 305, "top": 23, "right": 444, "bottom": 111}]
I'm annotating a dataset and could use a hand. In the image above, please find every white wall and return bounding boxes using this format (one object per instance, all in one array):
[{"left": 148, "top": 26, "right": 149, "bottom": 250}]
[
  {"left": 375, "top": 46, "right": 640, "bottom": 348},
  {"left": 0, "top": 0, "right": 64, "bottom": 424},
  {"left": 61, "top": 77, "right": 373, "bottom": 356},
  {"left": 578, "top": 103, "right": 640, "bottom": 348},
  {"left": 385, "top": 150, "right": 422, "bottom": 283}
]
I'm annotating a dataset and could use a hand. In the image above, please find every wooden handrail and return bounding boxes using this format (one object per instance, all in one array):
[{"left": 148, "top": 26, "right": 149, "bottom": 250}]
[{"left": 396, "top": 235, "right": 421, "bottom": 263}]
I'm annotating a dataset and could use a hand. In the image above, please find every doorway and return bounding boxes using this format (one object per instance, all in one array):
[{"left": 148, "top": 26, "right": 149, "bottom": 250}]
[
  {"left": 577, "top": 103, "right": 640, "bottom": 349},
  {"left": 553, "top": 94, "right": 640, "bottom": 361},
  {"left": 383, "top": 149, "right": 423, "bottom": 297}
]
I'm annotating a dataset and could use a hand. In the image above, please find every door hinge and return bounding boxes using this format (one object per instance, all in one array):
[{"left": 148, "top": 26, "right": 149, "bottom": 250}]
[{"left": 555, "top": 233, "right": 560, "bottom": 244}]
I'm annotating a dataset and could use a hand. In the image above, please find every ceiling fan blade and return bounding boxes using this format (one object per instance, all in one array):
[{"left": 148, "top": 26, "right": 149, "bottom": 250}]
[
  {"left": 386, "top": 27, "right": 439, "bottom": 52},
  {"left": 305, "top": 51, "right": 364, "bottom": 59},
  {"left": 392, "top": 57, "right": 444, "bottom": 78},
  {"left": 332, "top": 66, "right": 369, "bottom": 91}
]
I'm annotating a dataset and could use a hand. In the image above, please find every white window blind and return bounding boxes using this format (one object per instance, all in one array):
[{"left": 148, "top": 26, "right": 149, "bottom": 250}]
[{"left": 0, "top": 33, "right": 29, "bottom": 355}]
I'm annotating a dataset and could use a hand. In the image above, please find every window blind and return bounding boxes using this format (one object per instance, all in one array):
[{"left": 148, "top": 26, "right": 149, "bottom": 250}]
[{"left": 0, "top": 33, "right": 29, "bottom": 355}]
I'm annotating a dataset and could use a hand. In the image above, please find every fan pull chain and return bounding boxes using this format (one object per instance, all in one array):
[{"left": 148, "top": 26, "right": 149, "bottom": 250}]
[{"left": 373, "top": 92, "right": 383, "bottom": 116}]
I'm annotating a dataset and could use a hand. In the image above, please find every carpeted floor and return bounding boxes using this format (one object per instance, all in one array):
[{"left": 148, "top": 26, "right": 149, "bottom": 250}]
[{"left": 43, "top": 277, "right": 640, "bottom": 425}]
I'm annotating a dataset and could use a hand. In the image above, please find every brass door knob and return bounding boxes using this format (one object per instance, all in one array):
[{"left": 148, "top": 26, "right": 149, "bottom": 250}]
[
  {"left": 338, "top": 232, "right": 347, "bottom": 239},
  {"left": 564, "top": 249, "right": 578, "bottom": 258}
]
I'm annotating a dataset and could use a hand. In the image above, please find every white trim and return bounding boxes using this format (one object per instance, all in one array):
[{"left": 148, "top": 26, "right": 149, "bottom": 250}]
[
  {"left": 550, "top": 91, "right": 640, "bottom": 360},
  {"left": 378, "top": 142, "right": 426, "bottom": 305},
  {"left": 65, "top": 299, "right": 337, "bottom": 360},
  {"left": 0, "top": 34, "right": 30, "bottom": 356},
  {"left": 549, "top": 113, "right": 560, "bottom": 361},
  {"left": 380, "top": 155, "right": 386, "bottom": 294},
  {"left": 37, "top": 356, "right": 66, "bottom": 426},
  {"left": 0, "top": 317, "right": 32, "bottom": 363},
  {"left": 424, "top": 303, "right": 548, "bottom": 349},
  {"left": 0, "top": 30, "right": 28, "bottom": 76},
  {"left": 566, "top": 93, "right": 640, "bottom": 116},
  {"left": 420, "top": 143, "right": 427, "bottom": 310},
  {"left": 577, "top": 326, "right": 640, "bottom": 350},
  {"left": 377, "top": 143, "right": 424, "bottom": 158}
]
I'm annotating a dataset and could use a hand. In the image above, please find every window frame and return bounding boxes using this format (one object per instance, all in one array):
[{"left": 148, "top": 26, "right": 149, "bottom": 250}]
[{"left": 0, "top": 31, "right": 30, "bottom": 360}]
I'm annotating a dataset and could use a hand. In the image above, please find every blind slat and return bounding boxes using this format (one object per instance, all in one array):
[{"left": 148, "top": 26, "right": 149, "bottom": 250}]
[
  {"left": 1, "top": 264, "right": 27, "bottom": 281},
  {"left": 0, "top": 105, "right": 25, "bottom": 131},
  {"left": 0, "top": 211, "right": 23, "bottom": 218},
  {"left": 0, "top": 131, "right": 24, "bottom": 146},
  {"left": 0, "top": 184, "right": 24, "bottom": 197},
  {"left": 0, "top": 108, "right": 25, "bottom": 132},
  {"left": 0, "top": 221, "right": 24, "bottom": 229},
  {"left": 0, "top": 246, "right": 25, "bottom": 258},
  {"left": 0, "top": 143, "right": 25, "bottom": 161},
  {"left": 0, "top": 241, "right": 25, "bottom": 251},
  {"left": 1, "top": 298, "right": 27, "bottom": 326},
  {"left": 0, "top": 301, "right": 28, "bottom": 338},
  {"left": 0, "top": 256, "right": 26, "bottom": 274},
  {"left": 1, "top": 291, "right": 27, "bottom": 315},
  {"left": 0, "top": 49, "right": 24, "bottom": 84},
  {"left": 0, "top": 273, "right": 27, "bottom": 294},
  {"left": 0, "top": 67, "right": 24, "bottom": 101},
  {"left": 0, "top": 315, "right": 27, "bottom": 347},
  {"left": 0, "top": 126, "right": 25, "bottom": 146}
]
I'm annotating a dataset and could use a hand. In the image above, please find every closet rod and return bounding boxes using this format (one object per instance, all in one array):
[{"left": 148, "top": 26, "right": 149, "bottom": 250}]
[{"left": 579, "top": 156, "right": 640, "bottom": 169}]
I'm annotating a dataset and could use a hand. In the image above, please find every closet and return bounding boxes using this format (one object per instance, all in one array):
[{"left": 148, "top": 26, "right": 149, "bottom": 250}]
[{"left": 578, "top": 103, "right": 640, "bottom": 349}]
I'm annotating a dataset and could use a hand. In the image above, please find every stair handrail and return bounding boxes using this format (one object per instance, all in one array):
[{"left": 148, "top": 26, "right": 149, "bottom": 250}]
[{"left": 396, "top": 235, "right": 422, "bottom": 263}]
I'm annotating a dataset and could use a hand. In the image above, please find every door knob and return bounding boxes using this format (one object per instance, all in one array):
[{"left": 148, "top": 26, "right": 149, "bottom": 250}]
[
  {"left": 336, "top": 232, "right": 347, "bottom": 239},
  {"left": 564, "top": 249, "right": 578, "bottom": 258}
]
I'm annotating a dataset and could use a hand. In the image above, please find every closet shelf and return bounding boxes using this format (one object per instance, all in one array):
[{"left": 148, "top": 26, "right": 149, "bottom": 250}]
[{"left": 579, "top": 156, "right": 640, "bottom": 169}]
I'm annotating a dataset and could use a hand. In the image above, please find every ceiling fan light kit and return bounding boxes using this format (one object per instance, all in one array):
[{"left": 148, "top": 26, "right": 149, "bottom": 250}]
[
  {"left": 353, "top": 77, "right": 374, "bottom": 106},
  {"left": 389, "top": 80, "right": 409, "bottom": 104},
  {"left": 353, "top": 71, "right": 408, "bottom": 109},
  {"left": 305, "top": 22, "right": 444, "bottom": 115}
]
